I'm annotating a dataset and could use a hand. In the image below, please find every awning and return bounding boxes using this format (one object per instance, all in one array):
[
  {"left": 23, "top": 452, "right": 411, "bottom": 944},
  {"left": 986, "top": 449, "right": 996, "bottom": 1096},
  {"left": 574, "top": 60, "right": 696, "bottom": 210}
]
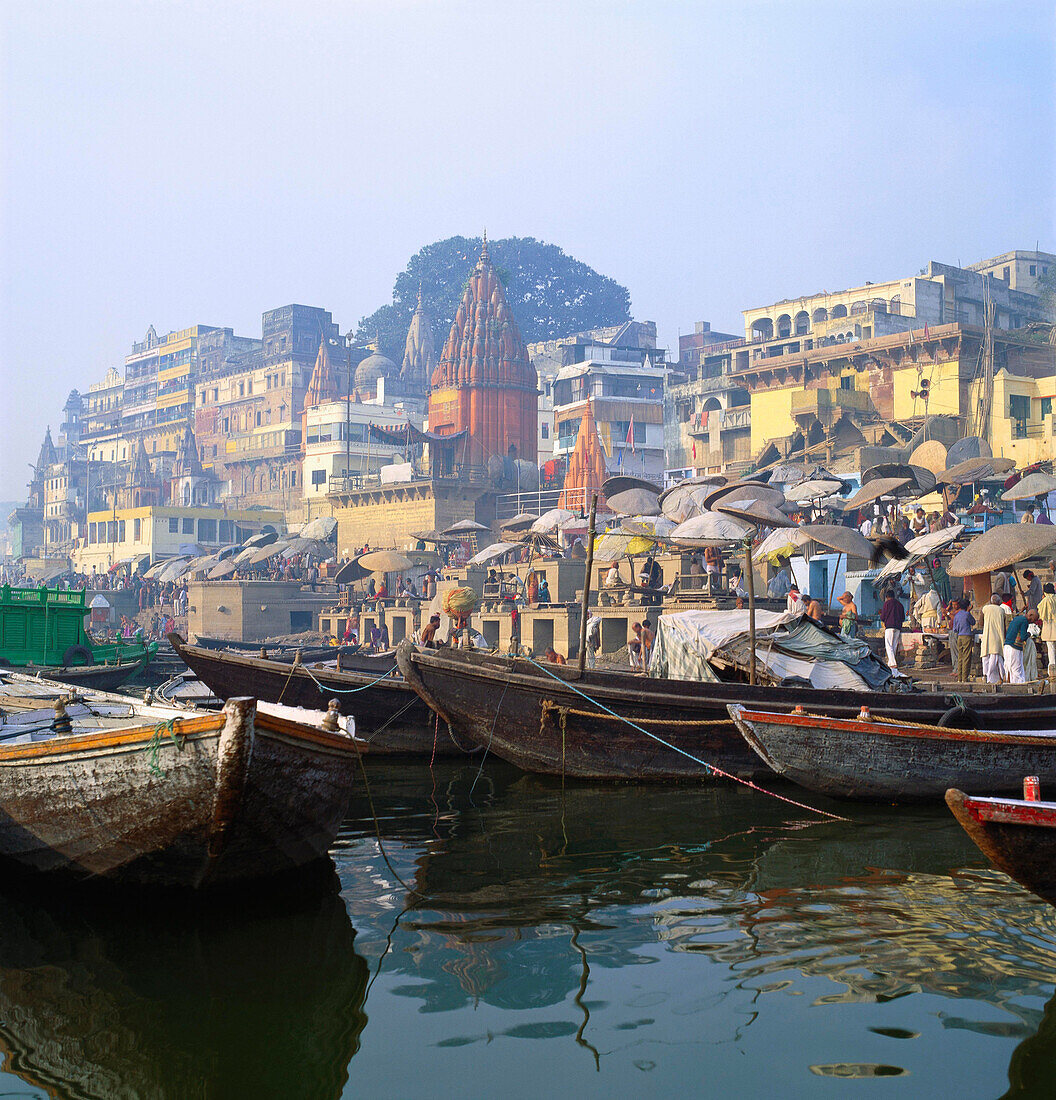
[{"left": 369, "top": 424, "right": 469, "bottom": 446}]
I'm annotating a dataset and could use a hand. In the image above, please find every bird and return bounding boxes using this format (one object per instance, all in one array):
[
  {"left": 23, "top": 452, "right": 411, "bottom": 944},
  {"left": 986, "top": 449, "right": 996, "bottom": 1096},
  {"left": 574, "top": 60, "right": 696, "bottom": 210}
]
[{"left": 869, "top": 535, "right": 910, "bottom": 567}]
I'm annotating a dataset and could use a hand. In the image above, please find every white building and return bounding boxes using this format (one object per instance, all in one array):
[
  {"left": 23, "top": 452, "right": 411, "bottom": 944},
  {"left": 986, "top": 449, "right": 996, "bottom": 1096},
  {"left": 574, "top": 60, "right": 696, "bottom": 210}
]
[{"left": 302, "top": 400, "right": 411, "bottom": 500}]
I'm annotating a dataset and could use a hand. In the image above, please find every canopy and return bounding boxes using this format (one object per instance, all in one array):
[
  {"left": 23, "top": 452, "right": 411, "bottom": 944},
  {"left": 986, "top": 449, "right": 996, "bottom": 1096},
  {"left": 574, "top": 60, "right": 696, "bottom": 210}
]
[
  {"left": 607, "top": 487, "right": 661, "bottom": 515},
  {"left": 358, "top": 549, "right": 417, "bottom": 573},
  {"left": 498, "top": 512, "right": 539, "bottom": 533},
  {"left": 602, "top": 475, "right": 662, "bottom": 497},
  {"left": 948, "top": 524, "right": 1056, "bottom": 577},
  {"left": 441, "top": 519, "right": 490, "bottom": 536},
  {"left": 669, "top": 512, "right": 753, "bottom": 547},
  {"left": 467, "top": 542, "right": 520, "bottom": 566},
  {"left": 1002, "top": 471, "right": 1056, "bottom": 501},
  {"left": 751, "top": 523, "right": 875, "bottom": 563},
  {"left": 947, "top": 435, "right": 992, "bottom": 466},
  {"left": 281, "top": 537, "right": 335, "bottom": 560},
  {"left": 715, "top": 498, "right": 796, "bottom": 529},
  {"left": 531, "top": 508, "right": 576, "bottom": 533},
  {"left": 703, "top": 481, "right": 785, "bottom": 511},
  {"left": 937, "top": 456, "right": 1016, "bottom": 486},
  {"left": 300, "top": 516, "right": 338, "bottom": 541},
  {"left": 840, "top": 477, "right": 912, "bottom": 510},
  {"left": 592, "top": 532, "right": 657, "bottom": 559},
  {"left": 249, "top": 542, "right": 289, "bottom": 565},
  {"left": 208, "top": 560, "right": 238, "bottom": 580},
  {"left": 369, "top": 423, "right": 467, "bottom": 446},
  {"left": 620, "top": 515, "right": 677, "bottom": 538},
  {"left": 784, "top": 477, "right": 848, "bottom": 503},
  {"left": 650, "top": 609, "right": 892, "bottom": 691},
  {"left": 243, "top": 531, "right": 278, "bottom": 549},
  {"left": 862, "top": 463, "right": 937, "bottom": 493},
  {"left": 89, "top": 595, "right": 110, "bottom": 609}
]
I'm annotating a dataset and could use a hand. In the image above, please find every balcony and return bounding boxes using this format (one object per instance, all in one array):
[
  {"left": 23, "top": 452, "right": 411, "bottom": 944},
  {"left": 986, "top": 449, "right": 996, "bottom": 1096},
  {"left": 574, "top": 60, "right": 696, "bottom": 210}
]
[
  {"left": 790, "top": 388, "right": 870, "bottom": 418},
  {"left": 688, "top": 406, "right": 751, "bottom": 437}
]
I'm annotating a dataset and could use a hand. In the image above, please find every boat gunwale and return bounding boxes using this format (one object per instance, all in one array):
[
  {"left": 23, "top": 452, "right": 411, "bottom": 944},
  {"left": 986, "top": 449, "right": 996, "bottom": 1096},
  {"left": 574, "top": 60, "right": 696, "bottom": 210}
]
[
  {"left": 729, "top": 705, "right": 1056, "bottom": 747},
  {"left": 956, "top": 792, "right": 1056, "bottom": 828}
]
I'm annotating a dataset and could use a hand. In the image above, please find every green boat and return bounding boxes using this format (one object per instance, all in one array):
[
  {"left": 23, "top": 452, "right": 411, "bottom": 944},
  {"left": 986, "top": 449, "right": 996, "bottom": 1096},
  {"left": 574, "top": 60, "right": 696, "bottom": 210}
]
[{"left": 0, "top": 585, "right": 156, "bottom": 689}]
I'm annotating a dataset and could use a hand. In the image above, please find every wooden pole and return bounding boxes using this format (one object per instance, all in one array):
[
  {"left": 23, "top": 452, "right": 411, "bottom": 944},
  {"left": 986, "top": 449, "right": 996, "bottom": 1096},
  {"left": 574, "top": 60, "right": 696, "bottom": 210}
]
[
  {"left": 577, "top": 492, "right": 598, "bottom": 678},
  {"left": 745, "top": 536, "right": 757, "bottom": 686}
]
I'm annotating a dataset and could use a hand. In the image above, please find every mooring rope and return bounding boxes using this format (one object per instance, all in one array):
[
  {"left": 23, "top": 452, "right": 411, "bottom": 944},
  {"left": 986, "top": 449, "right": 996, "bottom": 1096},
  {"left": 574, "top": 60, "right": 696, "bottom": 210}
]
[
  {"left": 145, "top": 717, "right": 186, "bottom": 777},
  {"left": 523, "top": 656, "right": 847, "bottom": 821},
  {"left": 301, "top": 663, "right": 399, "bottom": 695}
]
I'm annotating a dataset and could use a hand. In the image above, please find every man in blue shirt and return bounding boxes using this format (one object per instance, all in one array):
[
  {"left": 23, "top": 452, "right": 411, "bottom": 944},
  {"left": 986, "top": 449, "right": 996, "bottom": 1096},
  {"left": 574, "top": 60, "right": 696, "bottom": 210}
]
[
  {"left": 1003, "top": 609, "right": 1039, "bottom": 684},
  {"left": 951, "top": 598, "right": 975, "bottom": 682}
]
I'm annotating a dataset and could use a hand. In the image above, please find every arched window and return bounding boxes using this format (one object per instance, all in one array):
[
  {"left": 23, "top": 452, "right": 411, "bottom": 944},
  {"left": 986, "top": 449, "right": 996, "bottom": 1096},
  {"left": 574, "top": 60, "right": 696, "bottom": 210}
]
[
  {"left": 794, "top": 311, "right": 810, "bottom": 335},
  {"left": 831, "top": 304, "right": 848, "bottom": 318},
  {"left": 751, "top": 318, "right": 774, "bottom": 341},
  {"left": 850, "top": 300, "right": 868, "bottom": 315},
  {"left": 777, "top": 314, "right": 792, "bottom": 338},
  {"left": 889, "top": 295, "right": 901, "bottom": 315}
]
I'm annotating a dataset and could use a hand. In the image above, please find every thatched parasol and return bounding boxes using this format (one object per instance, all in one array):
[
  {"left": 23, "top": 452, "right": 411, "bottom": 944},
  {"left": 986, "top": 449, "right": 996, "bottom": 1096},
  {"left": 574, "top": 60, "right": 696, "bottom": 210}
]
[
  {"left": 441, "top": 519, "right": 490, "bottom": 536},
  {"left": 249, "top": 541, "right": 290, "bottom": 565},
  {"left": 937, "top": 456, "right": 1016, "bottom": 486},
  {"left": 208, "top": 560, "right": 238, "bottom": 580},
  {"left": 243, "top": 531, "right": 278, "bottom": 549},
  {"left": 947, "top": 435, "right": 992, "bottom": 467},
  {"left": 592, "top": 531, "right": 657, "bottom": 559},
  {"left": 358, "top": 549, "right": 417, "bottom": 573},
  {"left": 796, "top": 523, "right": 877, "bottom": 559},
  {"left": 531, "top": 508, "right": 576, "bottom": 533},
  {"left": 300, "top": 516, "right": 338, "bottom": 541},
  {"left": 467, "top": 542, "right": 520, "bottom": 566},
  {"left": 602, "top": 475, "right": 662, "bottom": 497},
  {"left": 862, "top": 463, "right": 937, "bottom": 493},
  {"left": 516, "top": 530, "right": 561, "bottom": 554},
  {"left": 607, "top": 486, "right": 661, "bottom": 515},
  {"left": 1002, "top": 471, "right": 1056, "bottom": 501},
  {"left": 947, "top": 524, "right": 1056, "bottom": 577},
  {"left": 702, "top": 480, "right": 785, "bottom": 511},
  {"left": 620, "top": 515, "right": 677, "bottom": 538},
  {"left": 875, "top": 524, "right": 964, "bottom": 580},
  {"left": 668, "top": 512, "right": 753, "bottom": 547},
  {"left": 715, "top": 499, "right": 797, "bottom": 529},
  {"left": 498, "top": 512, "right": 539, "bottom": 533},
  {"left": 840, "top": 477, "right": 912, "bottom": 511},
  {"left": 784, "top": 476, "right": 849, "bottom": 504}
]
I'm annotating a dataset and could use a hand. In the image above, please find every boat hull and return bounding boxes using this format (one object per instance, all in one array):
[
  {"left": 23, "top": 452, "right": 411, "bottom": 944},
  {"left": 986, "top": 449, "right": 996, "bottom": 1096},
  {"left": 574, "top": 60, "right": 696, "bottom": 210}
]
[
  {"left": 946, "top": 788, "right": 1056, "bottom": 905},
  {"left": 730, "top": 704, "right": 1056, "bottom": 801},
  {"left": 0, "top": 697, "right": 358, "bottom": 888},
  {"left": 170, "top": 635, "right": 450, "bottom": 757},
  {"left": 399, "top": 643, "right": 1056, "bottom": 782},
  {"left": 19, "top": 654, "right": 150, "bottom": 692}
]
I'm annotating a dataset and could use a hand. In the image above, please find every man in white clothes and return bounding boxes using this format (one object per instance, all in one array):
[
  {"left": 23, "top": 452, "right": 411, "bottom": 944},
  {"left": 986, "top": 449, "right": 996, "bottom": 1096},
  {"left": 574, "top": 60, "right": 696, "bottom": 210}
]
[{"left": 979, "top": 593, "right": 1010, "bottom": 684}]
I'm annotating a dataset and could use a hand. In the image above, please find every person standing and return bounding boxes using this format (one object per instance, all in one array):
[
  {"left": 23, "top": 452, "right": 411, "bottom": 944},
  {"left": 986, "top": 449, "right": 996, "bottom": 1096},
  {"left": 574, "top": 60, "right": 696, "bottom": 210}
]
[
  {"left": 980, "top": 593, "right": 1010, "bottom": 683},
  {"left": 1023, "top": 569, "right": 1043, "bottom": 611},
  {"left": 1021, "top": 505, "right": 1036, "bottom": 524},
  {"left": 837, "top": 591, "right": 858, "bottom": 638},
  {"left": 879, "top": 589, "right": 906, "bottom": 670},
  {"left": 640, "top": 619, "right": 655, "bottom": 666},
  {"left": 1003, "top": 608, "right": 1034, "bottom": 684},
  {"left": 951, "top": 598, "right": 975, "bottom": 682},
  {"left": 1038, "top": 582, "right": 1056, "bottom": 673}
]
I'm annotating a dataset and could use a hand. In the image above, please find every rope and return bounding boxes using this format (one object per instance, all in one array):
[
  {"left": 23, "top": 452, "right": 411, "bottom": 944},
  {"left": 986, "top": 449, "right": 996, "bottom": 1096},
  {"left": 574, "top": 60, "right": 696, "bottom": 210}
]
[
  {"left": 146, "top": 717, "right": 185, "bottom": 777},
  {"left": 524, "top": 656, "right": 847, "bottom": 821},
  {"left": 542, "top": 700, "right": 731, "bottom": 728},
  {"left": 352, "top": 749, "right": 425, "bottom": 899},
  {"left": 301, "top": 663, "right": 399, "bottom": 695},
  {"left": 471, "top": 678, "right": 510, "bottom": 795}
]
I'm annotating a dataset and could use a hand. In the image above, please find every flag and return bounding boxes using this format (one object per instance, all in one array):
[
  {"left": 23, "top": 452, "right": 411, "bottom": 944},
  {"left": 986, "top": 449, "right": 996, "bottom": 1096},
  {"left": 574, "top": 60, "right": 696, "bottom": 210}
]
[
  {"left": 626, "top": 415, "right": 635, "bottom": 455},
  {"left": 691, "top": 441, "right": 697, "bottom": 460},
  {"left": 617, "top": 446, "right": 623, "bottom": 467},
  {"left": 923, "top": 323, "right": 930, "bottom": 341}
]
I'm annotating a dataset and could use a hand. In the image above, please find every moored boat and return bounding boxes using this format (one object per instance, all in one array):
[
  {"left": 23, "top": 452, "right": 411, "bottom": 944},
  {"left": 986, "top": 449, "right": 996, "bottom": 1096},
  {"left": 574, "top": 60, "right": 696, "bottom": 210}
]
[
  {"left": 170, "top": 633, "right": 457, "bottom": 757},
  {"left": 729, "top": 703, "right": 1056, "bottom": 801},
  {"left": 0, "top": 694, "right": 361, "bottom": 888},
  {"left": 946, "top": 787, "right": 1056, "bottom": 905},
  {"left": 397, "top": 642, "right": 1056, "bottom": 782}
]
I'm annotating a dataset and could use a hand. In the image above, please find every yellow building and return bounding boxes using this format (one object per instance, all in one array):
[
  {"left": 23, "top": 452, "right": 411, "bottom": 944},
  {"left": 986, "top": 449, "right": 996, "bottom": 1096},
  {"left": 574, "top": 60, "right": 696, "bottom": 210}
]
[{"left": 72, "top": 505, "right": 283, "bottom": 574}]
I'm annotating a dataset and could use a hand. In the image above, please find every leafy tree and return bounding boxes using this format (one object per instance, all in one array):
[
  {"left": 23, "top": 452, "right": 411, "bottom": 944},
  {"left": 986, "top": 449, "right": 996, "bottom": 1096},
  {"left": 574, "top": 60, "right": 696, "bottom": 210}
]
[{"left": 356, "top": 236, "right": 631, "bottom": 361}]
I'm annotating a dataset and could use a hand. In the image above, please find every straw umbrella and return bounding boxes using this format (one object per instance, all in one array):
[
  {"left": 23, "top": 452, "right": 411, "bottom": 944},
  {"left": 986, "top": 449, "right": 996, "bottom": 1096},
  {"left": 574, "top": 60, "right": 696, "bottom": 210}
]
[
  {"left": 947, "top": 524, "right": 1056, "bottom": 577},
  {"left": 602, "top": 475, "right": 662, "bottom": 497},
  {"left": 607, "top": 487, "right": 661, "bottom": 516},
  {"left": 1002, "top": 471, "right": 1056, "bottom": 502}
]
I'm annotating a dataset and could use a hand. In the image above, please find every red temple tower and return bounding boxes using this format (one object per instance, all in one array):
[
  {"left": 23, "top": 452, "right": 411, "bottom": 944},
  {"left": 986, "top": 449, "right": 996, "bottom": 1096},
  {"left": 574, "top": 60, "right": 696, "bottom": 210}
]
[{"left": 428, "top": 237, "right": 538, "bottom": 471}]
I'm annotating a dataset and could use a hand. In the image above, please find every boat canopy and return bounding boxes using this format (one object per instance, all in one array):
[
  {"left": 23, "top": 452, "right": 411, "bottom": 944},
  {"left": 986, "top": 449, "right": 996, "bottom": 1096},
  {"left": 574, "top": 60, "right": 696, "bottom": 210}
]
[{"left": 650, "top": 609, "right": 894, "bottom": 692}]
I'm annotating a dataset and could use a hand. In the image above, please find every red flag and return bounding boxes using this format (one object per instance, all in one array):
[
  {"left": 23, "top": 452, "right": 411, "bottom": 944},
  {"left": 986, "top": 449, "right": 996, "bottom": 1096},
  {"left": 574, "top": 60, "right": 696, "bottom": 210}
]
[
  {"left": 626, "top": 415, "right": 635, "bottom": 454},
  {"left": 691, "top": 440, "right": 697, "bottom": 460}
]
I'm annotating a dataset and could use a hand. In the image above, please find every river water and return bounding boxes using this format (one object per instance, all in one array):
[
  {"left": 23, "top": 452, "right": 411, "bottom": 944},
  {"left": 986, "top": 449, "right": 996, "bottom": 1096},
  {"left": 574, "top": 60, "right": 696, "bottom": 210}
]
[{"left": 0, "top": 760, "right": 1053, "bottom": 1098}]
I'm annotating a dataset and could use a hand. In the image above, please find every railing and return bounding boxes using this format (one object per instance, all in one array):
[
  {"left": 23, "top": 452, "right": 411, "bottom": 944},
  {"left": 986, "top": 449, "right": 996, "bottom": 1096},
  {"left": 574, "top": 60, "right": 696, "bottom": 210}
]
[{"left": 0, "top": 585, "right": 85, "bottom": 607}]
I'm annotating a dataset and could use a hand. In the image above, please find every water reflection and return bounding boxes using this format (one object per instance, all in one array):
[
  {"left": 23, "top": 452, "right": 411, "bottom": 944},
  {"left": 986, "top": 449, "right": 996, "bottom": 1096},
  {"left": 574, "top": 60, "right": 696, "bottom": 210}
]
[
  {"left": 0, "top": 877, "right": 367, "bottom": 1099},
  {"left": 339, "top": 760, "right": 1056, "bottom": 1092}
]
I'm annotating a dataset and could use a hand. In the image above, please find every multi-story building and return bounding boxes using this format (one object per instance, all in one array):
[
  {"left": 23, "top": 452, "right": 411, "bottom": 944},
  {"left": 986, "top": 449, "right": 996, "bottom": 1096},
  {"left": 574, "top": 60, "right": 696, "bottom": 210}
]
[
  {"left": 739, "top": 251, "right": 1055, "bottom": 370},
  {"left": 550, "top": 327, "right": 669, "bottom": 482},
  {"left": 195, "top": 304, "right": 341, "bottom": 516},
  {"left": 302, "top": 400, "right": 410, "bottom": 502}
]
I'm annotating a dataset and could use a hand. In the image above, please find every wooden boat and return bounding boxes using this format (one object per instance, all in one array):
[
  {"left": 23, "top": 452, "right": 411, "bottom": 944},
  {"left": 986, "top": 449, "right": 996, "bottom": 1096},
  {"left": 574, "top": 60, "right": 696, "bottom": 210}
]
[
  {"left": 11, "top": 651, "right": 151, "bottom": 692},
  {"left": 0, "top": 694, "right": 360, "bottom": 888},
  {"left": 729, "top": 703, "right": 1056, "bottom": 801},
  {"left": 170, "top": 633, "right": 458, "bottom": 757},
  {"left": 946, "top": 788, "right": 1056, "bottom": 905},
  {"left": 397, "top": 642, "right": 1056, "bottom": 782},
  {"left": 191, "top": 634, "right": 366, "bottom": 663}
]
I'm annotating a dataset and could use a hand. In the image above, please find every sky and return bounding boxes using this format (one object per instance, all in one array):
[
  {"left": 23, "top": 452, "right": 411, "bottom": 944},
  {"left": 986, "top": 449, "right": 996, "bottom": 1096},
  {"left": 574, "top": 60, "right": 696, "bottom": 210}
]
[{"left": 1, "top": 0, "right": 1054, "bottom": 498}]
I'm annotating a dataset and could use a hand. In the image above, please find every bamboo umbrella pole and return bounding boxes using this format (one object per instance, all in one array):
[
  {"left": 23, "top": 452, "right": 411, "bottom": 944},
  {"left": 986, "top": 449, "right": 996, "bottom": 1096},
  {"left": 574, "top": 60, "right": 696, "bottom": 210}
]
[
  {"left": 745, "top": 534, "right": 757, "bottom": 686},
  {"left": 577, "top": 493, "right": 598, "bottom": 678}
]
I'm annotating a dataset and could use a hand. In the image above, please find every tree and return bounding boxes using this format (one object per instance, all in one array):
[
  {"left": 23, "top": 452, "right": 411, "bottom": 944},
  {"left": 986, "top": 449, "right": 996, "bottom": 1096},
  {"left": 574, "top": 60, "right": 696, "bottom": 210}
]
[{"left": 356, "top": 236, "right": 631, "bottom": 361}]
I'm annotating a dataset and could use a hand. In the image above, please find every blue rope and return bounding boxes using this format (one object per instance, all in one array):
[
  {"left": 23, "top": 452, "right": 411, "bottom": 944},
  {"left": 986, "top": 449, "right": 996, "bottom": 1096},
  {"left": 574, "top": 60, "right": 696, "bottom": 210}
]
[
  {"left": 523, "top": 655, "right": 846, "bottom": 821},
  {"left": 302, "top": 663, "right": 399, "bottom": 695}
]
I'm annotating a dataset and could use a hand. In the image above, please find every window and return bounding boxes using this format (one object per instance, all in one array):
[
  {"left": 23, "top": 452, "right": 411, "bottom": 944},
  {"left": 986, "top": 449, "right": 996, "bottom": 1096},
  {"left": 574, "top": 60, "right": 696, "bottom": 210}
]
[
  {"left": 212, "top": 445, "right": 218, "bottom": 457},
  {"left": 182, "top": 517, "right": 194, "bottom": 534},
  {"left": 223, "top": 418, "right": 230, "bottom": 434},
  {"left": 198, "top": 518, "right": 217, "bottom": 542},
  {"left": 168, "top": 517, "right": 179, "bottom": 533},
  {"left": 841, "top": 375, "right": 854, "bottom": 390},
  {"left": 541, "top": 423, "right": 550, "bottom": 439},
  {"left": 545, "top": 382, "right": 551, "bottom": 397},
  {"left": 312, "top": 469, "right": 327, "bottom": 486},
  {"left": 1042, "top": 398, "right": 1053, "bottom": 419},
  {"left": 1003, "top": 266, "right": 1011, "bottom": 281},
  {"left": 290, "top": 470, "right": 296, "bottom": 487},
  {"left": 219, "top": 520, "right": 233, "bottom": 542},
  {"left": 134, "top": 518, "right": 141, "bottom": 541},
  {"left": 1030, "top": 265, "right": 1037, "bottom": 276},
  {"left": 238, "top": 383, "right": 245, "bottom": 397}
]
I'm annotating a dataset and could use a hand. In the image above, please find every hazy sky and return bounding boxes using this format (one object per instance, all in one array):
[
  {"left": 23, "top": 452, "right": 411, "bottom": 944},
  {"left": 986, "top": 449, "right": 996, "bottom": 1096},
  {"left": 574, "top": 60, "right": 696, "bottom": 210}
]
[{"left": 1, "top": 0, "right": 1053, "bottom": 498}]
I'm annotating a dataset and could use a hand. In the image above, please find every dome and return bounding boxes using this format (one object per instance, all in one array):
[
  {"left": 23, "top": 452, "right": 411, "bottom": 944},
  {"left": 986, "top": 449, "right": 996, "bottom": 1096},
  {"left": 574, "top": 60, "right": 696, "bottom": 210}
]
[{"left": 355, "top": 350, "right": 398, "bottom": 397}]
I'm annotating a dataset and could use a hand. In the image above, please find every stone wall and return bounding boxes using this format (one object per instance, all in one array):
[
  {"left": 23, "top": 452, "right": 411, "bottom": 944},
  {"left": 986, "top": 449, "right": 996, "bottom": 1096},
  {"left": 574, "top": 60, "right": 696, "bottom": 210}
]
[{"left": 188, "top": 580, "right": 333, "bottom": 642}]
